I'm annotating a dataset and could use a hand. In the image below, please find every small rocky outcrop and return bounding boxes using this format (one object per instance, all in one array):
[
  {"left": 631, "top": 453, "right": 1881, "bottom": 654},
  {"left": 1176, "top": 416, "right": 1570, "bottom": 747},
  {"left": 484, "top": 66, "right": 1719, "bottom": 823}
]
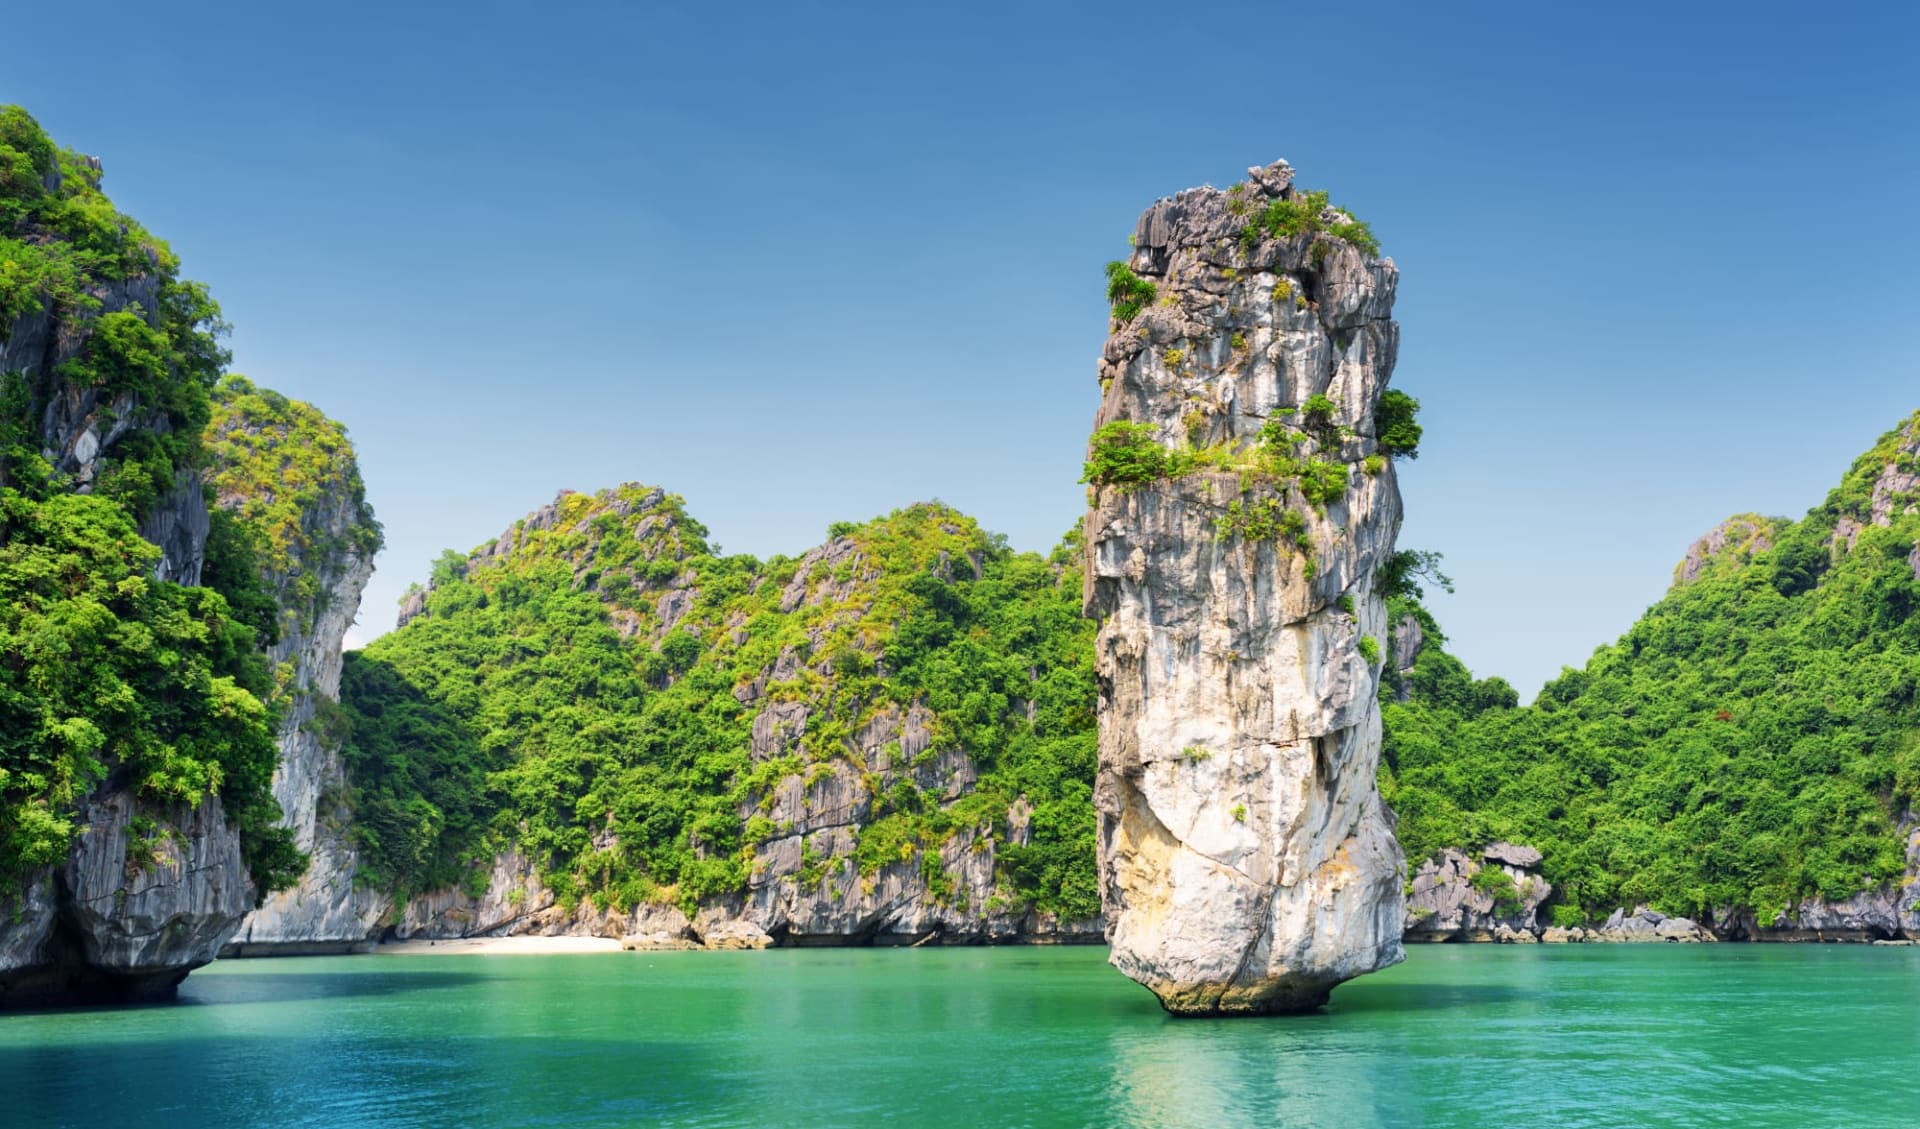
[
  {"left": 1404, "top": 843, "right": 1551, "bottom": 942},
  {"left": 1831, "top": 417, "right": 1920, "bottom": 565},
  {"left": 1587, "top": 907, "right": 1715, "bottom": 943},
  {"left": 1708, "top": 818, "right": 1920, "bottom": 942},
  {"left": 1087, "top": 161, "right": 1407, "bottom": 1014},
  {"left": 1673, "top": 514, "right": 1777, "bottom": 587}
]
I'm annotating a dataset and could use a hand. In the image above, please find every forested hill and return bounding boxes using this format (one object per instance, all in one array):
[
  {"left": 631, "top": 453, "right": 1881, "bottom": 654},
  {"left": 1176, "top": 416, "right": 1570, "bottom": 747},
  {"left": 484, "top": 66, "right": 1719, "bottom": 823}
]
[
  {"left": 1383, "top": 411, "right": 1920, "bottom": 929},
  {"left": 341, "top": 488, "right": 1101, "bottom": 938}
]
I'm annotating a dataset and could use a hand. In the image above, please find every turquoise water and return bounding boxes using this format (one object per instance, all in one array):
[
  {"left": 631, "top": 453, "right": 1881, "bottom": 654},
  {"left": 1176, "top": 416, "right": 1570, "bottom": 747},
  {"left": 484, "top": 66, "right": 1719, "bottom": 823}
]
[{"left": 3, "top": 944, "right": 1915, "bottom": 1127}]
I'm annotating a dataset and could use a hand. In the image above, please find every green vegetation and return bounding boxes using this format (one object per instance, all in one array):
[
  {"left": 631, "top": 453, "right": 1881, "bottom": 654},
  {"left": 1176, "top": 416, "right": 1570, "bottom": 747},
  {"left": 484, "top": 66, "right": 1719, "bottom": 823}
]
[
  {"left": 0, "top": 108, "right": 228, "bottom": 521},
  {"left": 204, "top": 375, "right": 381, "bottom": 634},
  {"left": 1358, "top": 635, "right": 1380, "bottom": 665},
  {"left": 1104, "top": 261, "right": 1155, "bottom": 324},
  {"left": 1383, "top": 413, "right": 1920, "bottom": 924},
  {"left": 0, "top": 483, "right": 298, "bottom": 891},
  {"left": 334, "top": 653, "right": 498, "bottom": 897},
  {"left": 0, "top": 106, "right": 297, "bottom": 894},
  {"left": 1237, "top": 188, "right": 1381, "bottom": 258},
  {"left": 1085, "top": 405, "right": 1355, "bottom": 549},
  {"left": 1470, "top": 865, "right": 1523, "bottom": 914},
  {"left": 1376, "top": 390, "right": 1422, "bottom": 459},
  {"left": 1301, "top": 392, "right": 1338, "bottom": 428},
  {"left": 343, "top": 494, "right": 1101, "bottom": 920},
  {"left": 1081, "top": 421, "right": 1169, "bottom": 489}
]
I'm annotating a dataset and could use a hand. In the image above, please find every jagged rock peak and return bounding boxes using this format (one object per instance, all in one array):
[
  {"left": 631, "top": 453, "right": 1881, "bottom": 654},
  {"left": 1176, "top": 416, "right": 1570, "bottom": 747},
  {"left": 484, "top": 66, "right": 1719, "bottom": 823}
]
[
  {"left": 395, "top": 483, "right": 707, "bottom": 634},
  {"left": 1087, "top": 160, "right": 1407, "bottom": 1015}
]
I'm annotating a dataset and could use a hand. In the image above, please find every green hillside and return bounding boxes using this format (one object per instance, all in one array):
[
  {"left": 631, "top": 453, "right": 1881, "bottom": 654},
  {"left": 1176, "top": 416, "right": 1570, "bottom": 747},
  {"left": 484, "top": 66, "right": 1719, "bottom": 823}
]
[
  {"left": 343, "top": 490, "right": 1099, "bottom": 918},
  {"left": 1383, "top": 412, "right": 1920, "bottom": 923}
]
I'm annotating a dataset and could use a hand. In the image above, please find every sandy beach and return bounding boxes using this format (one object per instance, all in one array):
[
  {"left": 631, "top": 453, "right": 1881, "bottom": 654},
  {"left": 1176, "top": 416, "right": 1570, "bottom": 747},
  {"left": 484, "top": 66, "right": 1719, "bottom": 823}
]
[{"left": 372, "top": 935, "right": 622, "bottom": 956}]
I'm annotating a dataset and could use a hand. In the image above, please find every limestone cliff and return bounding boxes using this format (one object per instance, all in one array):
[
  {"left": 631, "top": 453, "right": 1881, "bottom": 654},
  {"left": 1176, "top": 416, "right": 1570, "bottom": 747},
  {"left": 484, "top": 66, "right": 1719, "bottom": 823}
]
[
  {"left": 0, "top": 132, "right": 262, "bottom": 1003},
  {"left": 207, "top": 378, "right": 384, "bottom": 955},
  {"left": 1085, "top": 161, "right": 1408, "bottom": 1014}
]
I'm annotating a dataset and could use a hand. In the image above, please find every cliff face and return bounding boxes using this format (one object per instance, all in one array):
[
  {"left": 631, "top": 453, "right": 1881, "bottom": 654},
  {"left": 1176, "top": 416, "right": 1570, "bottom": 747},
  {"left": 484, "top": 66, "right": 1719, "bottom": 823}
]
[
  {"left": 341, "top": 489, "right": 1103, "bottom": 948},
  {"left": 0, "top": 126, "right": 264, "bottom": 1003},
  {"left": 208, "top": 378, "right": 383, "bottom": 955},
  {"left": 1085, "top": 161, "right": 1407, "bottom": 1013},
  {"left": 0, "top": 303, "right": 245, "bottom": 1001}
]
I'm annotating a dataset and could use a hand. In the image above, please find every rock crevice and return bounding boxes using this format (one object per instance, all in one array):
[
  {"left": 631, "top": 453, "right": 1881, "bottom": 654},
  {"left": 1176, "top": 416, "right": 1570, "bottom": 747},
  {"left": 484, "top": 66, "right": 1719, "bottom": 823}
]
[{"left": 1087, "top": 161, "right": 1407, "bottom": 1014}]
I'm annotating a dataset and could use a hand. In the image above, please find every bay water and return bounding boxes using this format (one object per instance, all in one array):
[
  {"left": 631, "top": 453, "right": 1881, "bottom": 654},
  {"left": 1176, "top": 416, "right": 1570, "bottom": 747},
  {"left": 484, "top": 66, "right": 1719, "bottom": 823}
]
[{"left": 4, "top": 944, "right": 1914, "bottom": 1127}]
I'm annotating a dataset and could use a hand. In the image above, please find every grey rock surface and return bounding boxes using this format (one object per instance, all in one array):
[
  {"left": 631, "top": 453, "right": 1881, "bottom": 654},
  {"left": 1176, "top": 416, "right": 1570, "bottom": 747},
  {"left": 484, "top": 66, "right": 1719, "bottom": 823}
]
[
  {"left": 1673, "top": 514, "right": 1775, "bottom": 587},
  {"left": 1591, "top": 906, "right": 1714, "bottom": 943},
  {"left": 138, "top": 469, "right": 210, "bottom": 586},
  {"left": 223, "top": 473, "right": 382, "bottom": 952},
  {"left": 1088, "top": 160, "right": 1406, "bottom": 1014},
  {"left": 63, "top": 786, "right": 256, "bottom": 977},
  {"left": 1404, "top": 846, "right": 1551, "bottom": 942}
]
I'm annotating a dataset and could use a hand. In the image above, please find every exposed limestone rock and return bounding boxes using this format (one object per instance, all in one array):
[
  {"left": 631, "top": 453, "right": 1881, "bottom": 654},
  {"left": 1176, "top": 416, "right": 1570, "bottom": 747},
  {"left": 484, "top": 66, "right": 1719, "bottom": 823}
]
[
  {"left": 1088, "top": 160, "right": 1406, "bottom": 1014},
  {"left": 1481, "top": 841, "right": 1541, "bottom": 868},
  {"left": 1591, "top": 906, "right": 1715, "bottom": 943},
  {"left": 1404, "top": 845, "right": 1551, "bottom": 942},
  {"left": 1832, "top": 419, "right": 1920, "bottom": 553},
  {"left": 60, "top": 786, "right": 255, "bottom": 986},
  {"left": 1673, "top": 514, "right": 1776, "bottom": 587},
  {"left": 1415, "top": 830, "right": 1920, "bottom": 945},
  {"left": 1388, "top": 610, "right": 1425, "bottom": 702},
  {"left": 207, "top": 383, "right": 384, "bottom": 956},
  {"left": 138, "top": 469, "right": 210, "bottom": 586}
]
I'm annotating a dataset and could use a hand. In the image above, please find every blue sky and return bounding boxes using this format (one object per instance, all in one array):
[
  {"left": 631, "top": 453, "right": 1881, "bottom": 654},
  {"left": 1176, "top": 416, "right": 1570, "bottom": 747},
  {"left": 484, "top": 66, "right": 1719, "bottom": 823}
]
[{"left": 6, "top": 1, "right": 1915, "bottom": 693}]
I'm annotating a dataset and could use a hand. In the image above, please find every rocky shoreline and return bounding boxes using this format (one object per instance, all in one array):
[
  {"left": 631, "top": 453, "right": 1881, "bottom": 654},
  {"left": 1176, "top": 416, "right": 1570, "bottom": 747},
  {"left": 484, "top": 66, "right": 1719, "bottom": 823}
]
[
  {"left": 1402, "top": 832, "right": 1920, "bottom": 946},
  {"left": 222, "top": 828, "right": 1919, "bottom": 956}
]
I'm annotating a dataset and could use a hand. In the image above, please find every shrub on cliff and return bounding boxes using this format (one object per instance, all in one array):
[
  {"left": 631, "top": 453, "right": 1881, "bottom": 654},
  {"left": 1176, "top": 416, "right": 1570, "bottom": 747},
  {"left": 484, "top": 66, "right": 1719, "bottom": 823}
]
[
  {"left": 1103, "top": 261, "right": 1155, "bottom": 323},
  {"left": 1081, "top": 421, "right": 1168, "bottom": 489},
  {"left": 1376, "top": 390, "right": 1422, "bottom": 459},
  {"left": 1236, "top": 187, "right": 1381, "bottom": 258}
]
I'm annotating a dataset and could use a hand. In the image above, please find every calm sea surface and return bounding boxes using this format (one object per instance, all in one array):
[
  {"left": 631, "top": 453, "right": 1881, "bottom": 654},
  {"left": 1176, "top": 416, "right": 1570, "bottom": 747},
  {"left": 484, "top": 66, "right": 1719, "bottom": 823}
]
[{"left": 3, "top": 943, "right": 1914, "bottom": 1127}]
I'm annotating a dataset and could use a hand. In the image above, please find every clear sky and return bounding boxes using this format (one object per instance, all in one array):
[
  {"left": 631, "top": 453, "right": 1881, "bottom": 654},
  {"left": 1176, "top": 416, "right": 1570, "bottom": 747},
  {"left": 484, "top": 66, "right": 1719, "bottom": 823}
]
[{"left": 5, "top": 1, "right": 1915, "bottom": 693}]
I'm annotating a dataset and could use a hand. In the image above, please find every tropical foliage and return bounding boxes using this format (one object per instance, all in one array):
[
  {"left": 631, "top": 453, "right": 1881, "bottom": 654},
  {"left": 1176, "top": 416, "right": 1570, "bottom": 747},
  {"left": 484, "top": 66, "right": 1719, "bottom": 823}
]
[
  {"left": 345, "top": 492, "right": 1100, "bottom": 918},
  {"left": 0, "top": 106, "right": 296, "bottom": 893},
  {"left": 1383, "top": 413, "right": 1920, "bottom": 923}
]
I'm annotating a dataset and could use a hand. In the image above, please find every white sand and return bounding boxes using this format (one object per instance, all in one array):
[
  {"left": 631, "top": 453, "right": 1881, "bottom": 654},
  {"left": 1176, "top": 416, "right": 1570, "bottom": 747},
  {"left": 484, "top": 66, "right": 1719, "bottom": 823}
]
[{"left": 373, "top": 935, "right": 622, "bottom": 956}]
